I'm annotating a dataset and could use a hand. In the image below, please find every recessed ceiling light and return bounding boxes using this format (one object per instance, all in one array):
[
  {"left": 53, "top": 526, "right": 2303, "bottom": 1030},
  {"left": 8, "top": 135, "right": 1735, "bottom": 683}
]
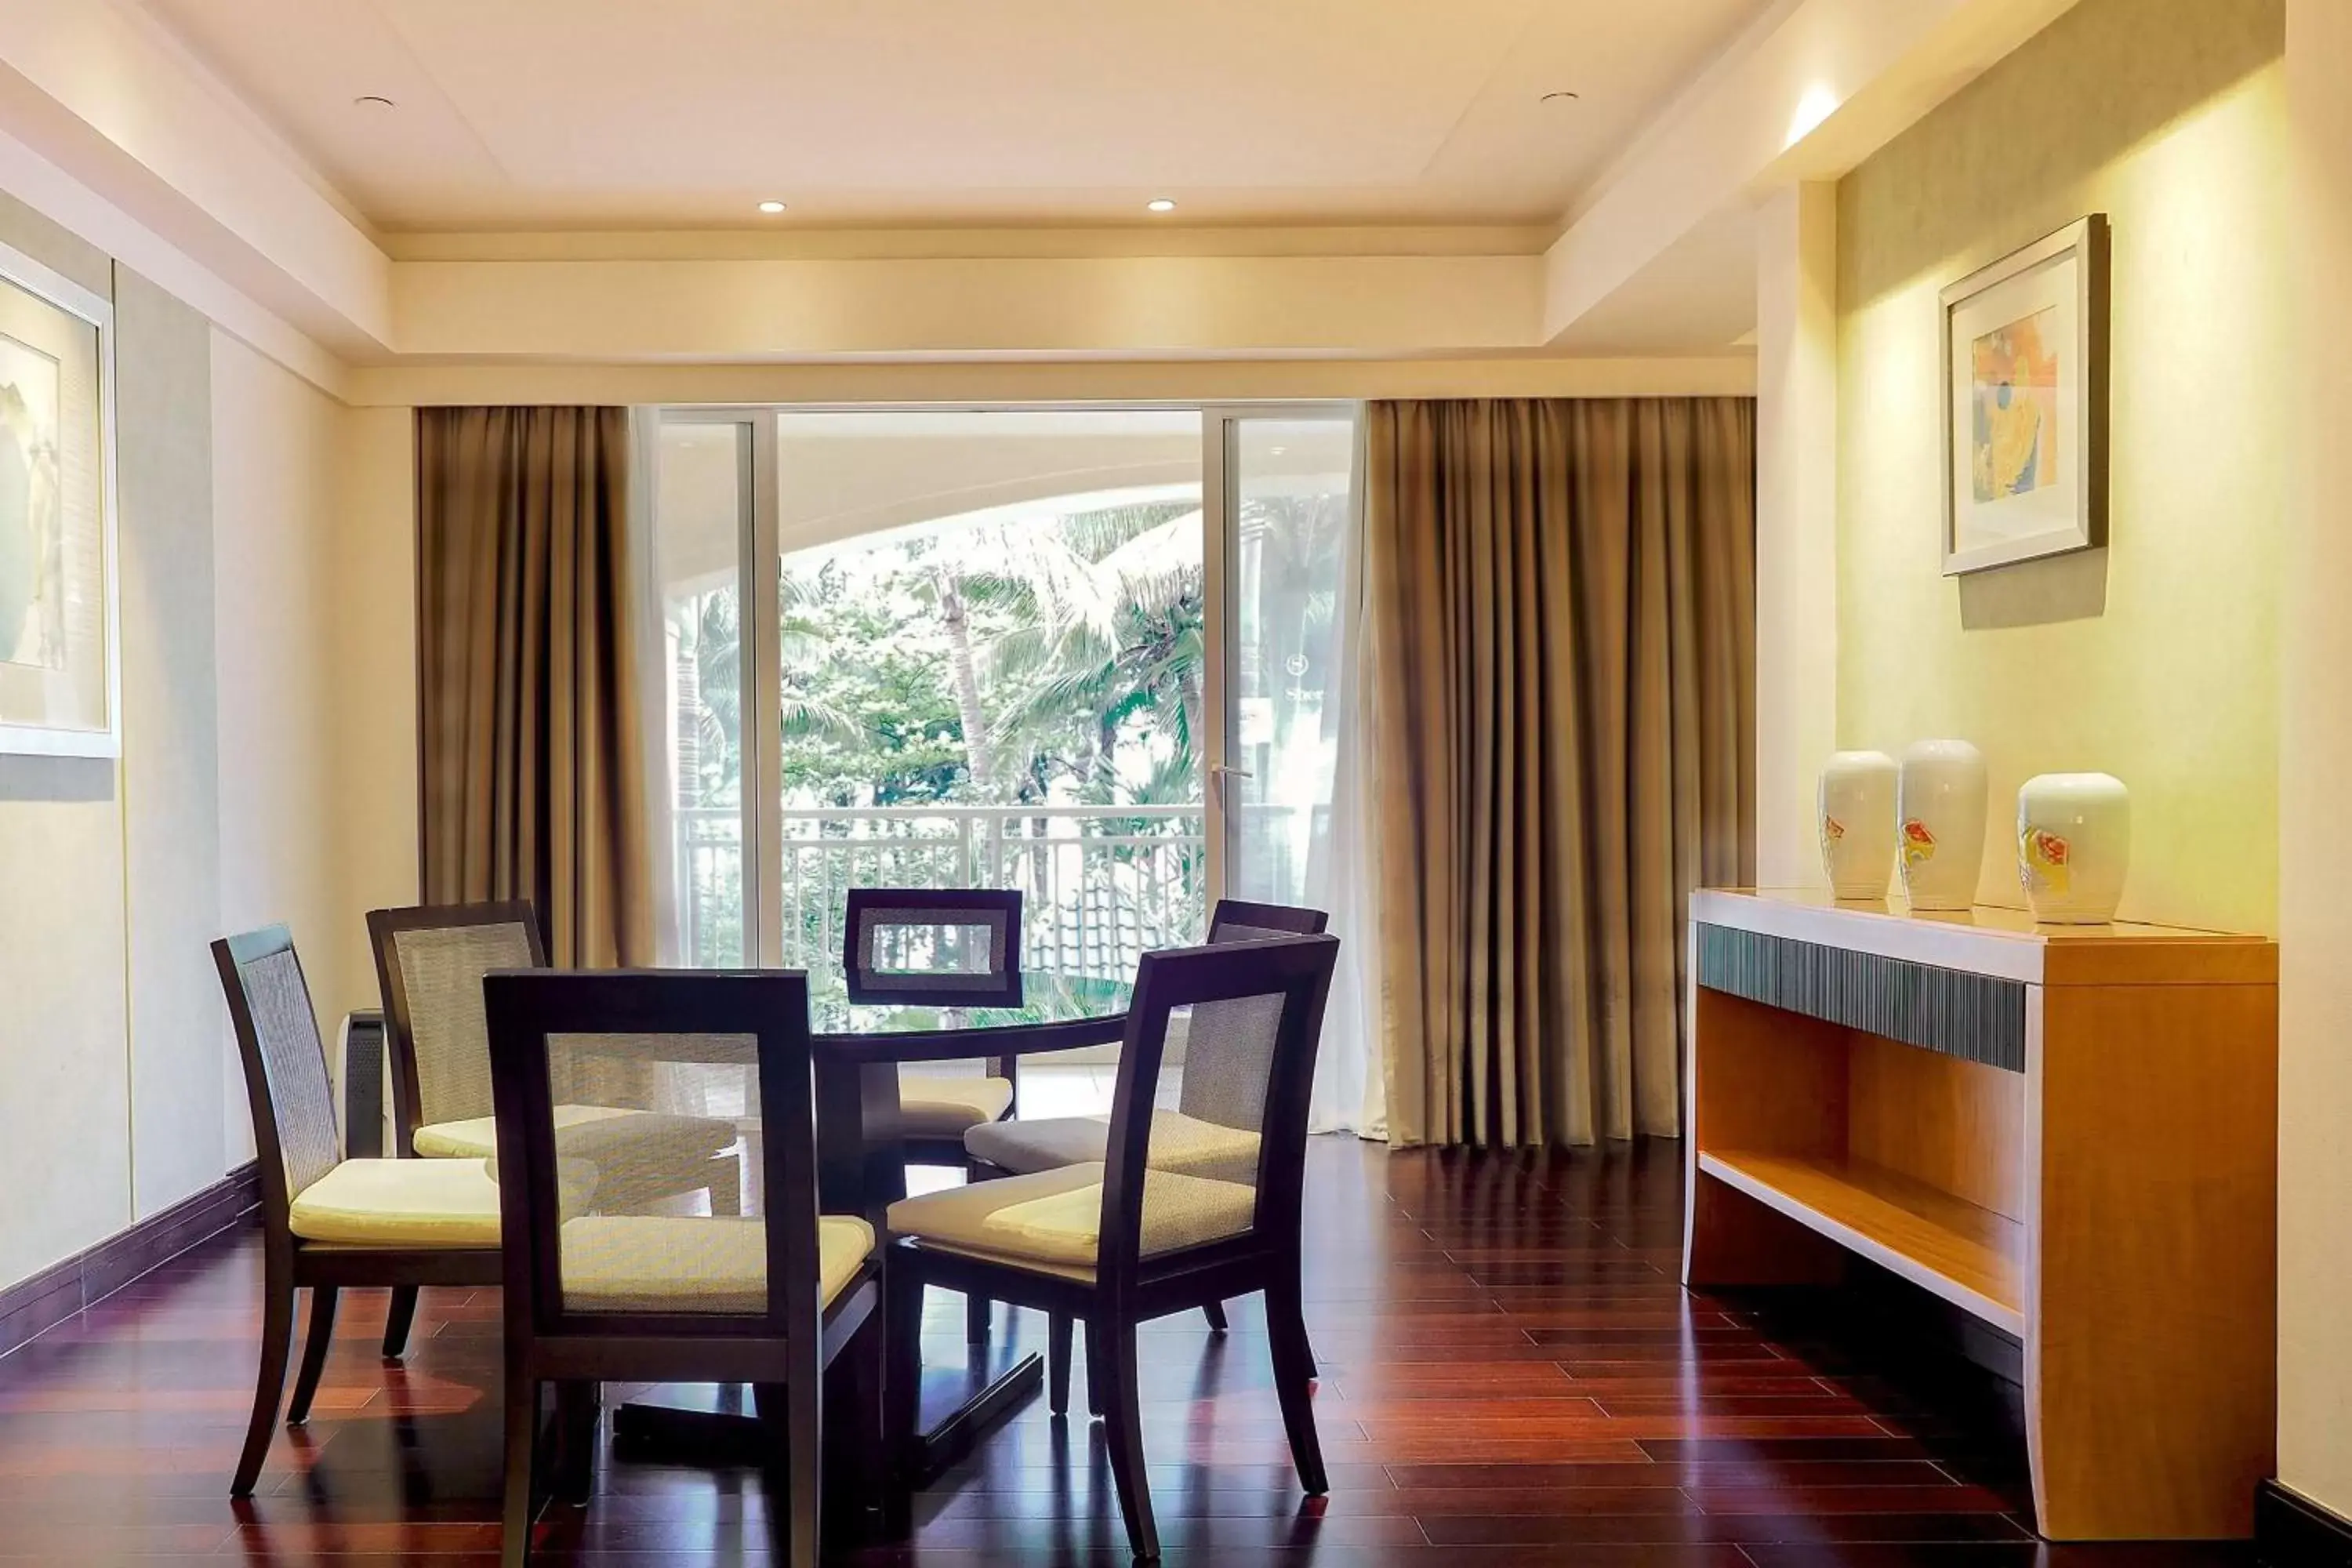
[
  {"left": 757, "top": 200, "right": 788, "bottom": 215},
  {"left": 1146, "top": 198, "right": 1177, "bottom": 213},
  {"left": 354, "top": 94, "right": 397, "bottom": 111},
  {"left": 1541, "top": 89, "right": 1581, "bottom": 103},
  {"left": 1270, "top": 446, "right": 1289, "bottom": 456}
]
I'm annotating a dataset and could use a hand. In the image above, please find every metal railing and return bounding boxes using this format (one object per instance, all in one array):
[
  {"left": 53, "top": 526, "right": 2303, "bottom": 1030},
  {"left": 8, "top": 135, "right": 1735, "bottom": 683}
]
[{"left": 673, "top": 804, "right": 1208, "bottom": 980}]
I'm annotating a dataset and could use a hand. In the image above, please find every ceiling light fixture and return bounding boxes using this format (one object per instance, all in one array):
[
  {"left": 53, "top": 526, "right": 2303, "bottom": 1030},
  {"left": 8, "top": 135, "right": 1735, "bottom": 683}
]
[
  {"left": 354, "top": 93, "right": 397, "bottom": 111},
  {"left": 1541, "top": 89, "right": 1581, "bottom": 103},
  {"left": 1146, "top": 198, "right": 1177, "bottom": 213},
  {"left": 757, "top": 200, "right": 788, "bottom": 214}
]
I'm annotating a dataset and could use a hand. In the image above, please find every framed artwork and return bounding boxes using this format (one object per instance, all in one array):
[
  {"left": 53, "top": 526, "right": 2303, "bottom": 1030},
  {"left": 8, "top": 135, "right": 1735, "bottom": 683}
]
[
  {"left": 0, "top": 238, "right": 116, "bottom": 757},
  {"left": 1940, "top": 213, "right": 2109, "bottom": 575}
]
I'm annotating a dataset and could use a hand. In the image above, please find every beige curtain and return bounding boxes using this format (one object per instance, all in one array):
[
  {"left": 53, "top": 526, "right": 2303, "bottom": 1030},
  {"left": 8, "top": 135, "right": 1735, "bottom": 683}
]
[
  {"left": 416, "top": 407, "right": 653, "bottom": 968},
  {"left": 1368, "top": 397, "right": 1755, "bottom": 1148}
]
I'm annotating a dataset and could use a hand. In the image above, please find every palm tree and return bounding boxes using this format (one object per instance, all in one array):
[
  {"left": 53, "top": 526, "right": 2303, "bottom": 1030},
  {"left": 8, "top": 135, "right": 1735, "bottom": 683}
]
[{"left": 984, "top": 501, "right": 1204, "bottom": 804}]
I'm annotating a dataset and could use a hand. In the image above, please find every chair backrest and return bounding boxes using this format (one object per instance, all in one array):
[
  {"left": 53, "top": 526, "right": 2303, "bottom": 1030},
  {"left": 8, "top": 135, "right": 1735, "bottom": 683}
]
[
  {"left": 841, "top": 887, "right": 1022, "bottom": 1009},
  {"left": 1183, "top": 901, "right": 1329, "bottom": 1125},
  {"left": 1208, "top": 898, "right": 1330, "bottom": 943},
  {"left": 483, "top": 969, "right": 823, "bottom": 1342},
  {"left": 212, "top": 926, "right": 343, "bottom": 1225},
  {"left": 368, "top": 902, "right": 546, "bottom": 1146},
  {"left": 1098, "top": 933, "right": 1338, "bottom": 1286}
]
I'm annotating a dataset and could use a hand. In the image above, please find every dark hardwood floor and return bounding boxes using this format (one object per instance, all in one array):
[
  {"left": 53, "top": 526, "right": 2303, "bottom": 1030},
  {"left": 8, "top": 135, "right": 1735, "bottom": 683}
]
[{"left": 0, "top": 1138, "right": 2257, "bottom": 1566}]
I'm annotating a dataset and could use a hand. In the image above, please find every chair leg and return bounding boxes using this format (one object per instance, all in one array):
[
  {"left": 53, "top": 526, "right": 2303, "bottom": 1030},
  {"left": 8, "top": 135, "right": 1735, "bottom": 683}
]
[
  {"left": 554, "top": 1381, "right": 600, "bottom": 1505},
  {"left": 884, "top": 1261, "right": 926, "bottom": 1511},
  {"left": 382, "top": 1284, "right": 420, "bottom": 1359},
  {"left": 964, "top": 1158, "right": 992, "bottom": 1345},
  {"left": 826, "top": 1316, "right": 885, "bottom": 1547},
  {"left": 965, "top": 1290, "right": 991, "bottom": 1346},
  {"left": 501, "top": 1365, "right": 539, "bottom": 1568},
  {"left": 1202, "top": 1300, "right": 1229, "bottom": 1334},
  {"left": 1047, "top": 1312, "right": 1073, "bottom": 1417},
  {"left": 231, "top": 1255, "right": 297, "bottom": 1497},
  {"left": 1266, "top": 1275, "right": 1328, "bottom": 1495},
  {"left": 754, "top": 1375, "right": 825, "bottom": 1561},
  {"left": 286, "top": 1284, "right": 340, "bottom": 1426},
  {"left": 1099, "top": 1316, "right": 1160, "bottom": 1563},
  {"left": 1085, "top": 1322, "right": 1107, "bottom": 1419}
]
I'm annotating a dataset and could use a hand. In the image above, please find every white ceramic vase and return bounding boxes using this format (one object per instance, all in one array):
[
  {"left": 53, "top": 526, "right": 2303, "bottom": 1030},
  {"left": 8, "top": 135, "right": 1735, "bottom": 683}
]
[
  {"left": 1896, "top": 739, "right": 1988, "bottom": 913},
  {"left": 2016, "top": 772, "right": 2131, "bottom": 924},
  {"left": 1818, "top": 751, "right": 1899, "bottom": 900}
]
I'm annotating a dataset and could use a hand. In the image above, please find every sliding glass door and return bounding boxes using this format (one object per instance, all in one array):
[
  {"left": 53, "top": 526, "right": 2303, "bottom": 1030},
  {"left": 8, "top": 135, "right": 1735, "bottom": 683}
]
[
  {"left": 1206, "top": 408, "right": 1362, "bottom": 909},
  {"left": 649, "top": 404, "right": 1360, "bottom": 990}
]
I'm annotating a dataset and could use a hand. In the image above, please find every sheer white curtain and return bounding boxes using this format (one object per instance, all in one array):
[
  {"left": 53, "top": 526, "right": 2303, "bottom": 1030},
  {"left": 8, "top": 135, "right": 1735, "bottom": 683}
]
[
  {"left": 626, "top": 406, "right": 684, "bottom": 966},
  {"left": 1305, "top": 423, "right": 1385, "bottom": 1138}
]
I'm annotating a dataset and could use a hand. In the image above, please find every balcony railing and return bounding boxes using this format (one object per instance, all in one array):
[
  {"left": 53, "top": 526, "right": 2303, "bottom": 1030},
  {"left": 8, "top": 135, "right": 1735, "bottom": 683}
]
[{"left": 673, "top": 804, "right": 1208, "bottom": 985}]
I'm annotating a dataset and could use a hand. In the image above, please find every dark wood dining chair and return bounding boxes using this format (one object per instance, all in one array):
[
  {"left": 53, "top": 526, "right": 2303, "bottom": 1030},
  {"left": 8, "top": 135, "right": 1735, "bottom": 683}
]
[
  {"left": 843, "top": 885, "right": 1025, "bottom": 1342},
  {"left": 212, "top": 925, "right": 505, "bottom": 1497},
  {"left": 964, "top": 898, "right": 1330, "bottom": 1367},
  {"left": 483, "top": 968, "right": 882, "bottom": 1567},
  {"left": 368, "top": 901, "right": 743, "bottom": 1356},
  {"left": 883, "top": 932, "right": 1340, "bottom": 1562}
]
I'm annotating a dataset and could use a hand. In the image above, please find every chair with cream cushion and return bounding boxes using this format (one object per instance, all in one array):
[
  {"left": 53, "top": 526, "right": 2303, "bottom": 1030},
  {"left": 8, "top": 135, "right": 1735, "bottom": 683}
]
[
  {"left": 213, "top": 925, "right": 510, "bottom": 1498},
  {"left": 964, "top": 898, "right": 1328, "bottom": 1356},
  {"left": 368, "top": 901, "right": 743, "bottom": 1356},
  {"left": 884, "top": 931, "right": 1340, "bottom": 1563},
  {"left": 841, "top": 886, "right": 1028, "bottom": 1343},
  {"left": 483, "top": 968, "right": 881, "bottom": 1567}
]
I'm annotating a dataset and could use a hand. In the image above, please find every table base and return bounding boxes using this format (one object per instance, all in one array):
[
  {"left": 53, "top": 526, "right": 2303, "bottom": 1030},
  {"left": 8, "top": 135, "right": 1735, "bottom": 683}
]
[{"left": 610, "top": 1349, "right": 1044, "bottom": 1486}]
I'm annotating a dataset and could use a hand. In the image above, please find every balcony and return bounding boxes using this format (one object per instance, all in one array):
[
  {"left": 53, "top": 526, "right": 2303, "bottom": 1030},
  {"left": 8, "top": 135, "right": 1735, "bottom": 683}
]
[{"left": 674, "top": 804, "right": 1208, "bottom": 1000}]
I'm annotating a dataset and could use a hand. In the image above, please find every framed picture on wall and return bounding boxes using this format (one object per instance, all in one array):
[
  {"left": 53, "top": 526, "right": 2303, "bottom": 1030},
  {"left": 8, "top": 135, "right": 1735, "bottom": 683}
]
[
  {"left": 1940, "top": 213, "right": 2109, "bottom": 575},
  {"left": 0, "top": 237, "right": 117, "bottom": 757}
]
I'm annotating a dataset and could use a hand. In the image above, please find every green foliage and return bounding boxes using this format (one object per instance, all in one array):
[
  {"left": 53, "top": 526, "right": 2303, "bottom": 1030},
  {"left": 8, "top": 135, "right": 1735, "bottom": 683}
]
[{"left": 671, "top": 495, "right": 1210, "bottom": 812}]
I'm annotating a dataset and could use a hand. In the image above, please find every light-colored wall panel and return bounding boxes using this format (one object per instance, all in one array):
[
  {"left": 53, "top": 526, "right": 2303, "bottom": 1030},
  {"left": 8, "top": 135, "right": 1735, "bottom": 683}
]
[
  {"left": 2279, "top": 0, "right": 2352, "bottom": 1523},
  {"left": 0, "top": 191, "right": 134, "bottom": 1283},
  {"left": 1836, "top": 0, "right": 2285, "bottom": 934},
  {"left": 328, "top": 405, "right": 419, "bottom": 1030},
  {"left": 212, "top": 329, "right": 346, "bottom": 1033},
  {"left": 115, "top": 267, "right": 225, "bottom": 1219}
]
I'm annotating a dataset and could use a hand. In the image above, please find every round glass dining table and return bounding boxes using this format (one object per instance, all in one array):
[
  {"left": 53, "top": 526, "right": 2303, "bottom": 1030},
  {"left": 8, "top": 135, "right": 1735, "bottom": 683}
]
[{"left": 607, "top": 967, "right": 1131, "bottom": 1497}]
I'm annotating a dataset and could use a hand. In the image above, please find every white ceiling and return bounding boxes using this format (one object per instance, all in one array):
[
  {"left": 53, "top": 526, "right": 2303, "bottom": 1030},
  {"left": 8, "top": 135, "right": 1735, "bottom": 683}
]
[{"left": 128, "top": 0, "right": 1772, "bottom": 232}]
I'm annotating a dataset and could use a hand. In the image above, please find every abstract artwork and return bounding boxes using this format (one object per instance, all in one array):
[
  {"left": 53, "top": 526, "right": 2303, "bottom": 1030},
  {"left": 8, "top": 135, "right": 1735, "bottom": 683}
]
[
  {"left": 1940, "top": 215, "right": 2107, "bottom": 575},
  {"left": 0, "top": 239, "right": 115, "bottom": 757},
  {"left": 0, "top": 332, "right": 64, "bottom": 670},
  {"left": 1970, "top": 307, "right": 2060, "bottom": 503}
]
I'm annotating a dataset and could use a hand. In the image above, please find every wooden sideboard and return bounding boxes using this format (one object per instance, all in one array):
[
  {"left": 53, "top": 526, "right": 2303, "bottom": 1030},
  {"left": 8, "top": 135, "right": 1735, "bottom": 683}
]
[{"left": 1683, "top": 888, "right": 2278, "bottom": 1541}]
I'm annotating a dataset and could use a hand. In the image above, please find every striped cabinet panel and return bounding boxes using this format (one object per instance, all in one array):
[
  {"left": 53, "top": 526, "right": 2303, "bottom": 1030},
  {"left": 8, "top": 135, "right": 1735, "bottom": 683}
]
[{"left": 1695, "top": 923, "right": 2026, "bottom": 1073}]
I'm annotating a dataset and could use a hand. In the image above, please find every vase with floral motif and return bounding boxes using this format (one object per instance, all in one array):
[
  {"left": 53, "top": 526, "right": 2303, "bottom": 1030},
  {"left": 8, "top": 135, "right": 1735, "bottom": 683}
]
[
  {"left": 1818, "top": 751, "right": 1898, "bottom": 899},
  {"left": 2016, "top": 772, "right": 2130, "bottom": 924},
  {"left": 1896, "top": 739, "right": 1987, "bottom": 913}
]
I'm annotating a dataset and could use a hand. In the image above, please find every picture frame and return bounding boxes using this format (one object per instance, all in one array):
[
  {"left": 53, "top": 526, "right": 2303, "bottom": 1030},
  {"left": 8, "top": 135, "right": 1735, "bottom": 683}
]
[
  {"left": 1940, "top": 213, "right": 2109, "bottom": 575},
  {"left": 0, "top": 237, "right": 118, "bottom": 757}
]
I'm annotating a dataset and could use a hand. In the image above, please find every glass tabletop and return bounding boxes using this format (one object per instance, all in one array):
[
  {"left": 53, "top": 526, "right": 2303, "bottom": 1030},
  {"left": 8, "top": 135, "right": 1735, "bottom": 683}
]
[{"left": 800, "top": 960, "right": 1131, "bottom": 1038}]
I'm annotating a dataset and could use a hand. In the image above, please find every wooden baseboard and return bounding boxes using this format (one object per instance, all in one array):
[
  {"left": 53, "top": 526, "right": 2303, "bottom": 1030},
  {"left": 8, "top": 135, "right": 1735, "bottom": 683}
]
[
  {"left": 2259, "top": 1481, "right": 2352, "bottom": 1567},
  {"left": 0, "top": 1162, "right": 259, "bottom": 1360}
]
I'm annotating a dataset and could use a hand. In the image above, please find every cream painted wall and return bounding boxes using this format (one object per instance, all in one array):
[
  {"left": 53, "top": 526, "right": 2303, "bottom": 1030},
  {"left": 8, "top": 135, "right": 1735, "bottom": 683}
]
[
  {"left": 1755, "top": 184, "right": 1839, "bottom": 889},
  {"left": 213, "top": 331, "right": 347, "bottom": 1018},
  {"left": 1835, "top": 0, "right": 2285, "bottom": 934},
  {"left": 116, "top": 271, "right": 227, "bottom": 1219},
  {"left": 0, "top": 195, "right": 136, "bottom": 1286},
  {"left": 0, "top": 183, "right": 352, "bottom": 1289},
  {"left": 325, "top": 405, "right": 422, "bottom": 1018},
  {"left": 2279, "top": 0, "right": 2352, "bottom": 1523}
]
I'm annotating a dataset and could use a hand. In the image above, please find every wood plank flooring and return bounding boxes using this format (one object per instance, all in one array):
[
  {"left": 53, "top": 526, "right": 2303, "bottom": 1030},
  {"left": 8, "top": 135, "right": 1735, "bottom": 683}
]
[{"left": 0, "top": 1138, "right": 2257, "bottom": 1565}]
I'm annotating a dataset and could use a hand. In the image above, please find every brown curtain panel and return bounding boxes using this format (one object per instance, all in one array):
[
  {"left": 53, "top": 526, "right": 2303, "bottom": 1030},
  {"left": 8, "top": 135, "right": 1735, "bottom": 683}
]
[
  {"left": 1367, "top": 397, "right": 1755, "bottom": 1148},
  {"left": 416, "top": 407, "right": 652, "bottom": 969}
]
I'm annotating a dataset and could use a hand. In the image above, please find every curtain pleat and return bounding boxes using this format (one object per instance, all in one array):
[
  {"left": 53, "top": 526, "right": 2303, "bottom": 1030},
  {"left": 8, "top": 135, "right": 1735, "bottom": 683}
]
[
  {"left": 1369, "top": 397, "right": 1755, "bottom": 1147},
  {"left": 416, "top": 406, "right": 652, "bottom": 969}
]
